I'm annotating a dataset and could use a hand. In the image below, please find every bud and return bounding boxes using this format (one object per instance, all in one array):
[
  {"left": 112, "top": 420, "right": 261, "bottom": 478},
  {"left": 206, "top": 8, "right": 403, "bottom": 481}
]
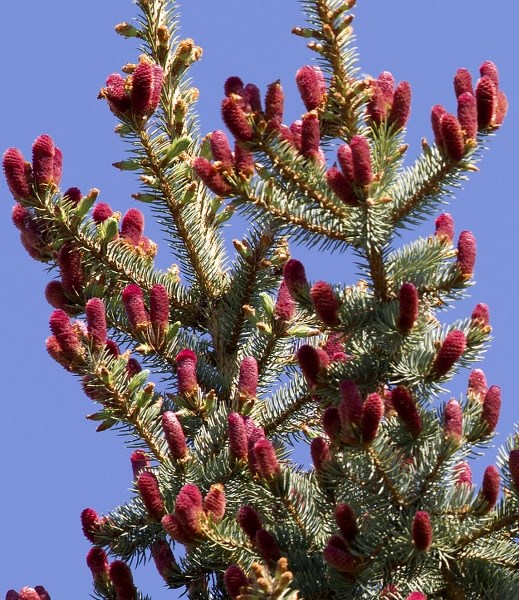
[
  {"left": 440, "top": 113, "right": 465, "bottom": 161},
  {"left": 338, "top": 380, "right": 363, "bottom": 431},
  {"left": 115, "top": 21, "right": 140, "bottom": 37},
  {"left": 151, "top": 539, "right": 177, "bottom": 581},
  {"left": 480, "top": 465, "right": 500, "bottom": 511},
  {"left": 58, "top": 243, "right": 84, "bottom": 295},
  {"left": 509, "top": 450, "right": 519, "bottom": 489},
  {"left": 388, "top": 81, "right": 411, "bottom": 129},
  {"left": 209, "top": 130, "right": 233, "bottom": 169},
  {"left": 162, "top": 411, "right": 188, "bottom": 460},
  {"left": 85, "top": 297, "right": 107, "bottom": 349},
  {"left": 224, "top": 565, "right": 248, "bottom": 600},
  {"left": 221, "top": 96, "right": 253, "bottom": 142},
  {"left": 326, "top": 166, "right": 357, "bottom": 206},
  {"left": 431, "top": 104, "right": 447, "bottom": 147},
  {"left": 349, "top": 135, "right": 373, "bottom": 186},
  {"left": 467, "top": 368, "right": 487, "bottom": 402},
  {"left": 237, "top": 505, "right": 262, "bottom": 539},
  {"left": 481, "top": 385, "right": 501, "bottom": 433},
  {"left": 81, "top": 507, "right": 101, "bottom": 543},
  {"left": 432, "top": 330, "right": 466, "bottom": 377},
  {"left": 296, "top": 344, "right": 329, "bottom": 387},
  {"left": 361, "top": 393, "right": 384, "bottom": 444},
  {"left": 130, "top": 449, "right": 149, "bottom": 478},
  {"left": 121, "top": 208, "right": 145, "bottom": 245},
  {"left": 454, "top": 67, "right": 474, "bottom": 98},
  {"left": 311, "top": 436, "right": 331, "bottom": 472},
  {"left": 44, "top": 280, "right": 69, "bottom": 312},
  {"left": 334, "top": 503, "right": 358, "bottom": 541},
  {"left": 137, "top": 471, "right": 165, "bottom": 520},
  {"left": 92, "top": 202, "right": 114, "bottom": 223},
  {"left": 475, "top": 76, "right": 497, "bottom": 130},
  {"left": 300, "top": 111, "right": 321, "bottom": 160},
  {"left": 406, "top": 594, "right": 427, "bottom": 600},
  {"left": 392, "top": 386, "right": 422, "bottom": 436},
  {"left": 310, "top": 281, "right": 340, "bottom": 326},
  {"left": 274, "top": 280, "right": 296, "bottom": 321},
  {"left": 412, "top": 511, "right": 432, "bottom": 552},
  {"left": 176, "top": 349, "right": 198, "bottom": 394},
  {"left": 323, "top": 535, "right": 361, "bottom": 573},
  {"left": 3, "top": 148, "right": 30, "bottom": 199},
  {"left": 457, "top": 92, "right": 477, "bottom": 139},
  {"left": 255, "top": 528, "right": 281, "bottom": 565},
  {"left": 32, "top": 134, "right": 56, "bottom": 186},
  {"left": 265, "top": 80, "right": 284, "bottom": 128},
  {"left": 238, "top": 356, "right": 258, "bottom": 399},
  {"left": 108, "top": 561, "right": 136, "bottom": 600},
  {"left": 86, "top": 547, "right": 109, "bottom": 580},
  {"left": 131, "top": 62, "right": 163, "bottom": 115},
  {"left": 296, "top": 65, "right": 325, "bottom": 111},
  {"left": 434, "top": 212, "right": 454, "bottom": 242},
  {"left": 253, "top": 438, "right": 280, "bottom": 478},
  {"left": 444, "top": 399, "right": 463, "bottom": 442},
  {"left": 283, "top": 259, "right": 309, "bottom": 298},
  {"left": 150, "top": 284, "right": 170, "bottom": 331},
  {"left": 6, "top": 592, "right": 20, "bottom": 600},
  {"left": 49, "top": 309, "right": 82, "bottom": 360},
  {"left": 454, "top": 461, "right": 472, "bottom": 487},
  {"left": 203, "top": 483, "right": 226, "bottom": 521},
  {"left": 456, "top": 230, "right": 476, "bottom": 277},
  {"left": 122, "top": 284, "right": 150, "bottom": 329},
  {"left": 397, "top": 282, "right": 419, "bottom": 334},
  {"left": 322, "top": 406, "right": 341, "bottom": 440},
  {"left": 471, "top": 303, "right": 489, "bottom": 327}
]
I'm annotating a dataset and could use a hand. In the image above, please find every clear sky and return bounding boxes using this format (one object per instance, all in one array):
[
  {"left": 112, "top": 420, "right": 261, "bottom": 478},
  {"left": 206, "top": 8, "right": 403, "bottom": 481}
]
[{"left": 1, "top": 1, "right": 518, "bottom": 597}]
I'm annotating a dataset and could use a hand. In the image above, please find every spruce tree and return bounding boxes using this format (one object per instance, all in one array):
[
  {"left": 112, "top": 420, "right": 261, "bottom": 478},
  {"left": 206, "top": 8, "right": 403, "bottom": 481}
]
[{"left": 3, "top": 1, "right": 518, "bottom": 598}]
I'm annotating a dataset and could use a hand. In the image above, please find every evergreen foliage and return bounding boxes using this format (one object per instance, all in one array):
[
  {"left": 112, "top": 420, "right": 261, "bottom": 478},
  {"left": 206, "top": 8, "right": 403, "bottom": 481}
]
[{"left": 3, "top": 0, "right": 517, "bottom": 598}]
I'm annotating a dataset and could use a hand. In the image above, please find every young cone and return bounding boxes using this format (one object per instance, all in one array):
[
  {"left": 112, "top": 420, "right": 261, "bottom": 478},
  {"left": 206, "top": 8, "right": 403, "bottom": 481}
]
[
  {"left": 412, "top": 511, "right": 432, "bottom": 552},
  {"left": 224, "top": 565, "right": 248, "bottom": 600},
  {"left": 162, "top": 411, "right": 188, "bottom": 460},
  {"left": 431, "top": 330, "right": 466, "bottom": 377},
  {"left": 108, "top": 561, "right": 136, "bottom": 600},
  {"left": 310, "top": 281, "right": 340, "bottom": 326},
  {"left": 3, "top": 148, "right": 30, "bottom": 199},
  {"left": 137, "top": 471, "right": 165, "bottom": 521},
  {"left": 481, "top": 385, "right": 501, "bottom": 433},
  {"left": 176, "top": 349, "right": 198, "bottom": 394},
  {"left": 334, "top": 503, "right": 358, "bottom": 541}
]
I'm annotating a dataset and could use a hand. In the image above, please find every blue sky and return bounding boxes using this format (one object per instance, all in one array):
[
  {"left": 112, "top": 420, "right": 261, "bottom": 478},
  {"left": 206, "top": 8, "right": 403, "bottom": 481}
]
[{"left": 1, "top": 1, "right": 518, "bottom": 597}]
